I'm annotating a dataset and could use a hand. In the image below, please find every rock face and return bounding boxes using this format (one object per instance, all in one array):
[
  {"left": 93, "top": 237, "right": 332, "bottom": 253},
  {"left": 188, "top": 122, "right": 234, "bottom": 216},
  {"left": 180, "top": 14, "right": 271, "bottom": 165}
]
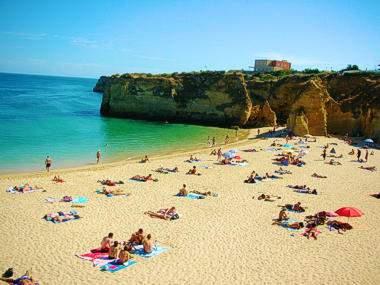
[{"left": 94, "top": 71, "right": 380, "bottom": 141}]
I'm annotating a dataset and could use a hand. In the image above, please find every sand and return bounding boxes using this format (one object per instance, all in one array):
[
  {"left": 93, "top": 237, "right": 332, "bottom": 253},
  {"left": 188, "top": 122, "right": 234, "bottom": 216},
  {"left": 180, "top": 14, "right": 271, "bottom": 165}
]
[{"left": 0, "top": 128, "right": 379, "bottom": 285}]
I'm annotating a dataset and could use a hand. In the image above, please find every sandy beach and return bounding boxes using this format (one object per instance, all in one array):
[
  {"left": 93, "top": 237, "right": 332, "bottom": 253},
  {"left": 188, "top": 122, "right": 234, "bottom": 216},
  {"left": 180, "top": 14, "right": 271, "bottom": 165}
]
[{"left": 1, "top": 128, "right": 379, "bottom": 285}]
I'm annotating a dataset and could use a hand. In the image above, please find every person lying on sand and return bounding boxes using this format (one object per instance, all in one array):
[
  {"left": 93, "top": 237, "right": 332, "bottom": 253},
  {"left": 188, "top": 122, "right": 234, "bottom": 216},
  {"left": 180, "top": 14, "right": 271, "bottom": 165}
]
[
  {"left": 156, "top": 166, "right": 179, "bottom": 174},
  {"left": 140, "top": 155, "right": 150, "bottom": 163},
  {"left": 325, "top": 159, "right": 342, "bottom": 165},
  {"left": 144, "top": 207, "right": 179, "bottom": 220},
  {"left": 101, "top": 233, "right": 114, "bottom": 252},
  {"left": 243, "top": 148, "right": 258, "bottom": 152},
  {"left": 328, "top": 154, "right": 343, "bottom": 158},
  {"left": 97, "top": 179, "right": 124, "bottom": 186},
  {"left": 288, "top": 184, "right": 307, "bottom": 190},
  {"left": 190, "top": 190, "right": 218, "bottom": 197},
  {"left": 265, "top": 172, "right": 282, "bottom": 179},
  {"left": 272, "top": 220, "right": 304, "bottom": 229},
  {"left": 44, "top": 210, "right": 80, "bottom": 223},
  {"left": 131, "top": 174, "right": 158, "bottom": 182},
  {"left": 253, "top": 193, "right": 281, "bottom": 201},
  {"left": 221, "top": 158, "right": 231, "bottom": 165},
  {"left": 311, "top": 173, "right": 327, "bottom": 178},
  {"left": 280, "top": 202, "right": 305, "bottom": 212},
  {"left": 275, "top": 167, "right": 292, "bottom": 175},
  {"left": 143, "top": 234, "right": 153, "bottom": 254},
  {"left": 101, "top": 187, "right": 127, "bottom": 196},
  {"left": 109, "top": 241, "right": 120, "bottom": 259},
  {"left": 294, "top": 189, "right": 318, "bottom": 195},
  {"left": 53, "top": 175, "right": 64, "bottom": 183},
  {"left": 187, "top": 166, "right": 201, "bottom": 176},
  {"left": 359, "top": 166, "right": 377, "bottom": 172},
  {"left": 327, "top": 220, "right": 352, "bottom": 234},
  {"left": 178, "top": 184, "right": 188, "bottom": 196},
  {"left": 348, "top": 149, "right": 355, "bottom": 155},
  {"left": 370, "top": 193, "right": 380, "bottom": 199},
  {"left": 244, "top": 174, "right": 257, "bottom": 184},
  {"left": 11, "top": 184, "right": 43, "bottom": 193},
  {"left": 0, "top": 270, "right": 39, "bottom": 285},
  {"left": 303, "top": 222, "right": 318, "bottom": 240},
  {"left": 129, "top": 229, "right": 145, "bottom": 245}
]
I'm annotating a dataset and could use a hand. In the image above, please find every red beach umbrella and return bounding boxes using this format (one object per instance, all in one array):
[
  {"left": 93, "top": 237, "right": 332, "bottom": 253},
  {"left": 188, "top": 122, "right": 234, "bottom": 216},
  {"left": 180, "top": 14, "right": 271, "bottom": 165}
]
[{"left": 335, "top": 207, "right": 363, "bottom": 218}]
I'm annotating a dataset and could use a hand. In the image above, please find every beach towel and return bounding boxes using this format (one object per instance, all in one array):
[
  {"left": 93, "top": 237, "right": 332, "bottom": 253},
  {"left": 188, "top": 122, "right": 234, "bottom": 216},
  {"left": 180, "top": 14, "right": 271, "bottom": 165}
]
[
  {"left": 77, "top": 249, "right": 117, "bottom": 267},
  {"left": 100, "top": 259, "right": 137, "bottom": 273},
  {"left": 229, "top": 162, "right": 248, "bottom": 167},
  {"left": 72, "top": 196, "right": 89, "bottom": 204},
  {"left": 176, "top": 193, "right": 206, "bottom": 200},
  {"left": 131, "top": 245, "right": 167, "bottom": 258},
  {"left": 6, "top": 187, "right": 40, "bottom": 194}
]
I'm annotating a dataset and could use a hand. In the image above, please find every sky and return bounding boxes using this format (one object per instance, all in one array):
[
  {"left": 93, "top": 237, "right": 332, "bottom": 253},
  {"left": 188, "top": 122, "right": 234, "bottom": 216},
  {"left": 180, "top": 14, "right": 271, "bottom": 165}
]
[{"left": 0, "top": 0, "right": 379, "bottom": 78}]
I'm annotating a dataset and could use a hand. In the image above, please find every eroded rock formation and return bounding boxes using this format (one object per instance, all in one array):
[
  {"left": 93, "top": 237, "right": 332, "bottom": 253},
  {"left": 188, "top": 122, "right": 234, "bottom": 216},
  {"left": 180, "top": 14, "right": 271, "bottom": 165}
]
[{"left": 94, "top": 71, "right": 380, "bottom": 141}]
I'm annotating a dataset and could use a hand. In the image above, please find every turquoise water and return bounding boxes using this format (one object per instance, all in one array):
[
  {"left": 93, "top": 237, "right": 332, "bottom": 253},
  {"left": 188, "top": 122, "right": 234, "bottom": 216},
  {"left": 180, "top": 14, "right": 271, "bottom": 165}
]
[{"left": 0, "top": 73, "right": 234, "bottom": 173}]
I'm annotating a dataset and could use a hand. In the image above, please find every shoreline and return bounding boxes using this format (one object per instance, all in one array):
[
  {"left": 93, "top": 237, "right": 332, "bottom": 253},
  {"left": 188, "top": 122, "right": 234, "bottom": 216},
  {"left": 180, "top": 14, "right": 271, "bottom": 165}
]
[{"left": 0, "top": 127, "right": 258, "bottom": 179}]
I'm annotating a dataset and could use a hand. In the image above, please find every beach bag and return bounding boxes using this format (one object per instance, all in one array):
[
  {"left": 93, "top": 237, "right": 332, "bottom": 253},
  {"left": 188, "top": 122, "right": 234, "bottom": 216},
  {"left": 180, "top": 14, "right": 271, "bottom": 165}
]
[{"left": 170, "top": 214, "right": 180, "bottom": 220}]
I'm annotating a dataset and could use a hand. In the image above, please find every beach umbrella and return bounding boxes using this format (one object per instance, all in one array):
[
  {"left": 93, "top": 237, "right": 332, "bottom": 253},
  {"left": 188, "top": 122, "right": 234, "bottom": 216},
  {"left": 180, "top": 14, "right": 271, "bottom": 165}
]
[
  {"left": 223, "top": 151, "right": 235, "bottom": 159},
  {"left": 335, "top": 207, "right": 363, "bottom": 218},
  {"left": 364, "top": 139, "right": 374, "bottom": 144}
]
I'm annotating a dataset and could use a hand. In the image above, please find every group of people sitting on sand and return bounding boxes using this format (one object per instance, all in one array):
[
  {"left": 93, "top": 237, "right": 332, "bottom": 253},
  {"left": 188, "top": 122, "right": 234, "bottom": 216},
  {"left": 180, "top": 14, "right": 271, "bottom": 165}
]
[
  {"left": 97, "top": 179, "right": 124, "bottom": 186},
  {"left": 176, "top": 184, "right": 217, "bottom": 198},
  {"left": 185, "top": 155, "right": 200, "bottom": 163},
  {"left": 130, "top": 174, "right": 158, "bottom": 182},
  {"left": 99, "top": 230, "right": 154, "bottom": 262},
  {"left": 273, "top": 153, "right": 305, "bottom": 167}
]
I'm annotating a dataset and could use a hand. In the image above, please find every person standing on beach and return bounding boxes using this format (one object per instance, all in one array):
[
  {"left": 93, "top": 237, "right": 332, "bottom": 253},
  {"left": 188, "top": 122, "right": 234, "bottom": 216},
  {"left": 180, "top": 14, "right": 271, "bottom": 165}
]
[
  {"left": 225, "top": 135, "right": 229, "bottom": 145},
  {"left": 212, "top": 137, "right": 216, "bottom": 147},
  {"left": 365, "top": 149, "right": 369, "bottom": 162},
  {"left": 207, "top": 136, "right": 211, "bottom": 147},
  {"left": 357, "top": 149, "right": 362, "bottom": 161},
  {"left": 45, "top": 156, "right": 52, "bottom": 172},
  {"left": 217, "top": 148, "right": 222, "bottom": 161},
  {"left": 322, "top": 149, "right": 326, "bottom": 161},
  {"left": 257, "top": 129, "right": 260, "bottom": 136},
  {"left": 96, "top": 150, "right": 101, "bottom": 164}
]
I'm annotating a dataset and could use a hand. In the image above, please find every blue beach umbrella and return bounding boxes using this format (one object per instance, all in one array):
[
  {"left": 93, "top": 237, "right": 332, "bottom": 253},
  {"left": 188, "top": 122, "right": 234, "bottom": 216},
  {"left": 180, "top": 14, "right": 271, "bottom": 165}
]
[{"left": 364, "top": 139, "right": 374, "bottom": 144}]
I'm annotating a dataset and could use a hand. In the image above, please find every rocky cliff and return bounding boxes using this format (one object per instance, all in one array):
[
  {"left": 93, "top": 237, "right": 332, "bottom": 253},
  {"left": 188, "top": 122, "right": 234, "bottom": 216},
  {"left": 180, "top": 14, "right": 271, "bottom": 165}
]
[{"left": 94, "top": 71, "right": 380, "bottom": 141}]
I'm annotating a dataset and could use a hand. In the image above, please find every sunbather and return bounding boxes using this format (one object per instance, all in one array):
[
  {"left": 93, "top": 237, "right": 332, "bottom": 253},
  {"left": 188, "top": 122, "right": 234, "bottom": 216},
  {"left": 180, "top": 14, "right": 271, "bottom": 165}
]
[
  {"left": 144, "top": 207, "right": 178, "bottom": 220},
  {"left": 53, "top": 175, "right": 64, "bottom": 183},
  {"left": 129, "top": 229, "right": 144, "bottom": 245},
  {"left": 275, "top": 167, "right": 292, "bottom": 175},
  {"left": 185, "top": 155, "right": 200, "bottom": 163},
  {"left": 143, "top": 234, "right": 153, "bottom": 254},
  {"left": 187, "top": 166, "right": 201, "bottom": 175},
  {"left": 327, "top": 220, "right": 353, "bottom": 234},
  {"left": 101, "top": 233, "right": 114, "bottom": 252},
  {"left": 97, "top": 179, "right": 124, "bottom": 186},
  {"left": 177, "top": 184, "right": 188, "bottom": 196},
  {"left": 359, "top": 166, "right": 377, "bottom": 171},
  {"left": 272, "top": 220, "right": 304, "bottom": 229},
  {"left": 190, "top": 190, "right": 218, "bottom": 197},
  {"left": 44, "top": 210, "right": 80, "bottom": 223},
  {"left": 274, "top": 208, "right": 288, "bottom": 222},
  {"left": 303, "top": 222, "right": 318, "bottom": 240},
  {"left": 100, "top": 187, "right": 126, "bottom": 196},
  {"left": 294, "top": 189, "right": 318, "bottom": 195},
  {"left": 0, "top": 270, "right": 39, "bottom": 285},
  {"left": 326, "top": 159, "right": 342, "bottom": 165},
  {"left": 370, "top": 193, "right": 380, "bottom": 199},
  {"left": 109, "top": 241, "right": 120, "bottom": 259},
  {"left": 118, "top": 245, "right": 132, "bottom": 264},
  {"left": 140, "top": 155, "right": 150, "bottom": 163},
  {"left": 311, "top": 173, "right": 327, "bottom": 178},
  {"left": 253, "top": 193, "right": 281, "bottom": 201},
  {"left": 156, "top": 166, "right": 179, "bottom": 174},
  {"left": 265, "top": 172, "right": 282, "bottom": 179},
  {"left": 280, "top": 202, "right": 305, "bottom": 212},
  {"left": 348, "top": 149, "right": 355, "bottom": 155},
  {"left": 131, "top": 174, "right": 158, "bottom": 182},
  {"left": 244, "top": 174, "right": 256, "bottom": 184},
  {"left": 288, "top": 184, "right": 307, "bottom": 190}
]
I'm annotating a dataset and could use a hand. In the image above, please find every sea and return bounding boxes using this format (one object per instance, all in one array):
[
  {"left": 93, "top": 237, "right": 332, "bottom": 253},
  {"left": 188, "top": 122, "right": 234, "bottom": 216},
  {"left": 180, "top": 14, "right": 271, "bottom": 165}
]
[{"left": 0, "top": 73, "right": 236, "bottom": 173}]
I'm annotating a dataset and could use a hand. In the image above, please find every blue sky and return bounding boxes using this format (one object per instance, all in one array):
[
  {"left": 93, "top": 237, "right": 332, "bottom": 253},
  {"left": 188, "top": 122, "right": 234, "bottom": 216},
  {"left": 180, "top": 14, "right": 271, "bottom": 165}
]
[{"left": 1, "top": 0, "right": 379, "bottom": 78}]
